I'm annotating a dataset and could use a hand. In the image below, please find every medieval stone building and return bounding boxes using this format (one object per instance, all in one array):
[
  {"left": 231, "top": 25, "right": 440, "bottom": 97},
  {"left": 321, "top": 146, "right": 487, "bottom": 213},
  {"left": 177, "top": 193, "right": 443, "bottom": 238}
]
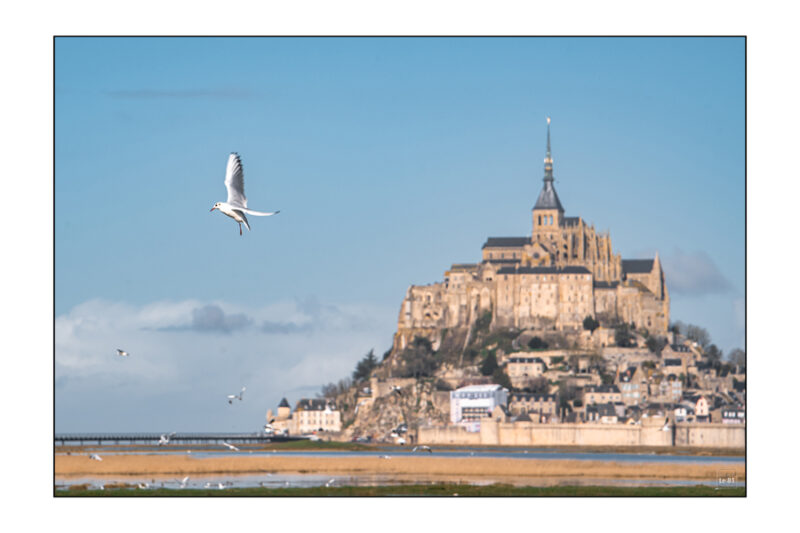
[{"left": 394, "top": 118, "right": 669, "bottom": 352}]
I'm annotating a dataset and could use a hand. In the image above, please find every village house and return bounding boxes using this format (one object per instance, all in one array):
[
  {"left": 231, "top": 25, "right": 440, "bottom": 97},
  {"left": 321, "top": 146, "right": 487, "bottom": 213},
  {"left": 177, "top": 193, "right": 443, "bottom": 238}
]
[
  {"left": 586, "top": 402, "right": 618, "bottom": 424},
  {"left": 505, "top": 356, "right": 547, "bottom": 388},
  {"left": 661, "top": 343, "right": 697, "bottom": 367},
  {"left": 583, "top": 384, "right": 622, "bottom": 405},
  {"left": 617, "top": 365, "right": 647, "bottom": 406},
  {"left": 721, "top": 406, "right": 746, "bottom": 424},
  {"left": 507, "top": 392, "right": 558, "bottom": 418},
  {"left": 652, "top": 374, "right": 683, "bottom": 403},
  {"left": 292, "top": 398, "right": 342, "bottom": 434},
  {"left": 690, "top": 394, "right": 711, "bottom": 422}
]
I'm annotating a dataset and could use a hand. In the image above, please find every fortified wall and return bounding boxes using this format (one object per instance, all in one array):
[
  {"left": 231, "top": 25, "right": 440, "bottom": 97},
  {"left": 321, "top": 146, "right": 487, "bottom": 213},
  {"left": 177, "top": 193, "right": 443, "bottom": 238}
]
[{"left": 418, "top": 420, "right": 744, "bottom": 449}]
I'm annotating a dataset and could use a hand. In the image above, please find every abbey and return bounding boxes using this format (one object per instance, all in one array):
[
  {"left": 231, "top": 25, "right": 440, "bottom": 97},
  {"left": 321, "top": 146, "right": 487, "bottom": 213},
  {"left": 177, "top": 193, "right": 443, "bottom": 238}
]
[{"left": 395, "top": 119, "right": 670, "bottom": 351}]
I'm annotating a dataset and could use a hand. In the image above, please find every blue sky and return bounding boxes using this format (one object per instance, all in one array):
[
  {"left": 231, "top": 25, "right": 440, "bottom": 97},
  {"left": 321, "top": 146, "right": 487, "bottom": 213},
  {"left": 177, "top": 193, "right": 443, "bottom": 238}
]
[{"left": 55, "top": 37, "right": 744, "bottom": 432}]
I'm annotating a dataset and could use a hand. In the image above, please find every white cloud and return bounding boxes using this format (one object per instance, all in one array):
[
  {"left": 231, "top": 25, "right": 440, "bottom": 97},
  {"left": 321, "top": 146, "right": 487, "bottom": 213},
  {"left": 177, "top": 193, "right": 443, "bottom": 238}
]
[{"left": 55, "top": 298, "right": 396, "bottom": 432}]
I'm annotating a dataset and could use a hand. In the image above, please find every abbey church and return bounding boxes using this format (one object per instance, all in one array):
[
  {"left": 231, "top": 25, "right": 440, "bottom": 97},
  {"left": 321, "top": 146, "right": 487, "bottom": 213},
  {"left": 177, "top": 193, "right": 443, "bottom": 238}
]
[{"left": 395, "top": 119, "right": 670, "bottom": 351}]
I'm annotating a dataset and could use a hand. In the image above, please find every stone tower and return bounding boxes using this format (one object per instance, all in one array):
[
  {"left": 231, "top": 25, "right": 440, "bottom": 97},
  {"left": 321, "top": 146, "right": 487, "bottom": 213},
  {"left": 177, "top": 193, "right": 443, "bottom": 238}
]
[{"left": 532, "top": 117, "right": 564, "bottom": 235}]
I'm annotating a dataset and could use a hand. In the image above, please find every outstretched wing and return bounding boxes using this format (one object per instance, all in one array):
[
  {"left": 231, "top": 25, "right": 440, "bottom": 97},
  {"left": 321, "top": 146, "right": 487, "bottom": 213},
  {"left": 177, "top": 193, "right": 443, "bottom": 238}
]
[
  {"left": 239, "top": 208, "right": 279, "bottom": 217},
  {"left": 224, "top": 153, "right": 247, "bottom": 208}
]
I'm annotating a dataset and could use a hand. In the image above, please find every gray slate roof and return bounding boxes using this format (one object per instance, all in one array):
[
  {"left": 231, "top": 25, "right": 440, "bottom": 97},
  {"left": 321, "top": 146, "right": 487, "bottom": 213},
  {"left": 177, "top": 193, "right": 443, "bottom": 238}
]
[
  {"left": 622, "top": 259, "right": 655, "bottom": 274},
  {"left": 594, "top": 281, "right": 620, "bottom": 289},
  {"left": 482, "top": 237, "right": 530, "bottom": 249},
  {"left": 496, "top": 265, "right": 591, "bottom": 275},
  {"left": 533, "top": 180, "right": 565, "bottom": 212}
]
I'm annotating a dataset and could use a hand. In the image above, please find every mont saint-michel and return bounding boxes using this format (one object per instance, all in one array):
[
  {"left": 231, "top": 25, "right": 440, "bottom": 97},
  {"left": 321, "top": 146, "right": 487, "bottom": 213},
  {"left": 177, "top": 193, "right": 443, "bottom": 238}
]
[{"left": 394, "top": 118, "right": 669, "bottom": 355}]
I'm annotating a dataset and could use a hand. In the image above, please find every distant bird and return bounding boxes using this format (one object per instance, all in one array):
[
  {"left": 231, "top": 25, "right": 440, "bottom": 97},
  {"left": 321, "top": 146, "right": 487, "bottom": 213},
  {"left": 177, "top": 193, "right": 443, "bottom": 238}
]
[
  {"left": 89, "top": 453, "right": 102, "bottom": 461},
  {"left": 177, "top": 476, "right": 190, "bottom": 488},
  {"left": 137, "top": 482, "right": 150, "bottom": 489},
  {"left": 379, "top": 455, "right": 392, "bottom": 459},
  {"left": 325, "top": 479, "right": 335, "bottom": 487},
  {"left": 222, "top": 441, "right": 240, "bottom": 452},
  {"left": 158, "top": 432, "right": 176, "bottom": 446},
  {"left": 227, "top": 386, "right": 246, "bottom": 404},
  {"left": 661, "top": 419, "right": 671, "bottom": 431},
  {"left": 412, "top": 445, "right": 432, "bottom": 453},
  {"left": 390, "top": 385, "right": 403, "bottom": 396},
  {"left": 210, "top": 153, "right": 280, "bottom": 235},
  {"left": 116, "top": 349, "right": 129, "bottom": 357}
]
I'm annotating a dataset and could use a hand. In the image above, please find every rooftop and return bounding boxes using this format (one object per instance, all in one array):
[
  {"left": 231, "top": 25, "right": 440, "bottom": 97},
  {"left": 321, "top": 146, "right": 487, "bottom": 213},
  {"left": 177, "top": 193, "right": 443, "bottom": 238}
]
[
  {"left": 454, "top": 384, "right": 506, "bottom": 393},
  {"left": 482, "top": 237, "right": 530, "bottom": 249},
  {"left": 622, "top": 259, "right": 655, "bottom": 274},
  {"left": 496, "top": 265, "right": 591, "bottom": 275}
]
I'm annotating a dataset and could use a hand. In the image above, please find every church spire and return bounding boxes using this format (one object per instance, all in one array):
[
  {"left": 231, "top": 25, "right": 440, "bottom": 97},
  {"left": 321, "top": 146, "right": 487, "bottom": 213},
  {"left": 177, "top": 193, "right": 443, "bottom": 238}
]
[
  {"left": 543, "top": 116, "right": 554, "bottom": 183},
  {"left": 533, "top": 117, "right": 563, "bottom": 212}
]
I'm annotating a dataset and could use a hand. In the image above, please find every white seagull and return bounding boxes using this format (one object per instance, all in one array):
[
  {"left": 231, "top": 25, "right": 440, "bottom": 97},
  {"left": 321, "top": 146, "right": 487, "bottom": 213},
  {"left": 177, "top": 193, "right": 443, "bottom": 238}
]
[
  {"left": 158, "top": 432, "right": 176, "bottom": 446},
  {"left": 177, "top": 476, "right": 190, "bottom": 488},
  {"left": 89, "top": 453, "right": 103, "bottom": 461},
  {"left": 210, "top": 153, "right": 279, "bottom": 235},
  {"left": 222, "top": 441, "right": 240, "bottom": 452},
  {"left": 227, "top": 386, "right": 246, "bottom": 404},
  {"left": 412, "top": 445, "right": 432, "bottom": 453},
  {"left": 116, "top": 349, "right": 129, "bottom": 357}
]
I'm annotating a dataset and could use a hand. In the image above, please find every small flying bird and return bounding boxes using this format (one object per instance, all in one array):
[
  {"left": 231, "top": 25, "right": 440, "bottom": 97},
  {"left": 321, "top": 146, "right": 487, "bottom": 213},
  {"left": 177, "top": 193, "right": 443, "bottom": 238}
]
[
  {"left": 379, "top": 455, "right": 392, "bottom": 459},
  {"left": 116, "top": 349, "right": 129, "bottom": 357},
  {"left": 158, "top": 432, "right": 176, "bottom": 446},
  {"left": 412, "top": 445, "right": 432, "bottom": 453},
  {"left": 390, "top": 385, "right": 403, "bottom": 396},
  {"left": 222, "top": 441, "right": 240, "bottom": 452},
  {"left": 227, "top": 386, "right": 246, "bottom": 404},
  {"left": 661, "top": 418, "right": 671, "bottom": 431},
  {"left": 325, "top": 479, "right": 335, "bottom": 487},
  {"left": 210, "top": 153, "right": 280, "bottom": 235},
  {"left": 177, "top": 476, "right": 190, "bottom": 488},
  {"left": 89, "top": 453, "right": 102, "bottom": 461}
]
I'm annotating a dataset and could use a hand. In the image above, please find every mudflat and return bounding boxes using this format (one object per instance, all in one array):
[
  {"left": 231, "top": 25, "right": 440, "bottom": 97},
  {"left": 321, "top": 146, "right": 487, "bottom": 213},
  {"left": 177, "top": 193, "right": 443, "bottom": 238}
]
[{"left": 55, "top": 453, "right": 744, "bottom": 481}]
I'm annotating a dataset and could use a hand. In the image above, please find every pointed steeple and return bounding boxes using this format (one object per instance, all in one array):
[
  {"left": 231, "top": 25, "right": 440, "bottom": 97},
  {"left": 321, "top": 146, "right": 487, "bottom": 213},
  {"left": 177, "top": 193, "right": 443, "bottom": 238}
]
[
  {"left": 544, "top": 116, "right": 553, "bottom": 183},
  {"left": 534, "top": 117, "right": 564, "bottom": 212}
]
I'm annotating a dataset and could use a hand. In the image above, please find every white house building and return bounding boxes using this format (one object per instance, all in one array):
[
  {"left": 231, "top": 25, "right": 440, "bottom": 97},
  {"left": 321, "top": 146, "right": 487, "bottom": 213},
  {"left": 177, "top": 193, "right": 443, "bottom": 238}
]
[{"left": 450, "top": 384, "right": 509, "bottom": 428}]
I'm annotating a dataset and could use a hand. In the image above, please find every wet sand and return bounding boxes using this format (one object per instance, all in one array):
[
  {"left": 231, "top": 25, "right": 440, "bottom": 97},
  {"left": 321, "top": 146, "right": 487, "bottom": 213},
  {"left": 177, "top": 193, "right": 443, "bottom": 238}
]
[{"left": 55, "top": 453, "right": 745, "bottom": 481}]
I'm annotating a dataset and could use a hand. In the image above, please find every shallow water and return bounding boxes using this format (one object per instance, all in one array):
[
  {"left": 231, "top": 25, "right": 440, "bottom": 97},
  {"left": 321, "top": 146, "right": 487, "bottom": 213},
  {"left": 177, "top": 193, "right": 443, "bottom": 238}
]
[{"left": 54, "top": 471, "right": 745, "bottom": 491}]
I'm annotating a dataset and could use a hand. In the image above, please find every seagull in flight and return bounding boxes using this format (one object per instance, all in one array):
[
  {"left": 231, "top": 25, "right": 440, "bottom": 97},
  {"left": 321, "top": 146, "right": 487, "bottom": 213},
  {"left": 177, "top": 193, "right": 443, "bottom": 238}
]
[
  {"left": 210, "top": 153, "right": 280, "bottom": 235},
  {"left": 412, "top": 445, "right": 432, "bottom": 453},
  {"left": 222, "top": 441, "right": 240, "bottom": 452},
  {"left": 89, "top": 453, "right": 103, "bottom": 461},
  {"left": 177, "top": 476, "right": 190, "bottom": 488},
  {"left": 116, "top": 349, "right": 129, "bottom": 357},
  {"left": 227, "top": 386, "right": 246, "bottom": 404},
  {"left": 158, "top": 432, "right": 176, "bottom": 446}
]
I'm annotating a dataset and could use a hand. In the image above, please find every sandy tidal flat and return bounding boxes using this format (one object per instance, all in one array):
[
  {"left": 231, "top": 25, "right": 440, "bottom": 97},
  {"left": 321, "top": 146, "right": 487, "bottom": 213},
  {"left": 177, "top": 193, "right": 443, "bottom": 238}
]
[{"left": 55, "top": 453, "right": 744, "bottom": 482}]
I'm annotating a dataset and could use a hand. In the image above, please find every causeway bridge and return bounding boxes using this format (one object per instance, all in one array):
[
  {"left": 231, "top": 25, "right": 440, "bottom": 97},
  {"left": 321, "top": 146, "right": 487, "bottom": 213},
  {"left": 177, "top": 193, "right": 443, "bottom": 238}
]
[{"left": 54, "top": 432, "right": 303, "bottom": 446}]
